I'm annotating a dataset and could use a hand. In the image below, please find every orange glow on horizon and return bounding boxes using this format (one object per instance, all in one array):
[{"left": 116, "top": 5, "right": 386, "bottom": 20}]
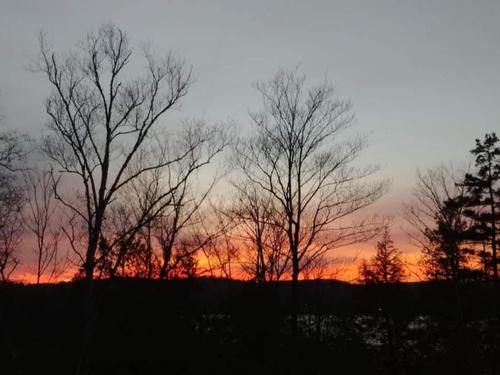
[
  {"left": 11, "top": 245, "right": 424, "bottom": 284},
  {"left": 10, "top": 268, "right": 76, "bottom": 284}
]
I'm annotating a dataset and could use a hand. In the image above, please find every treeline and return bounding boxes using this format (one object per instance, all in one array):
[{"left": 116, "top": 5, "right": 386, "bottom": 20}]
[
  {"left": 406, "top": 134, "right": 500, "bottom": 284},
  {"left": 0, "top": 26, "right": 388, "bottom": 373},
  {"left": 0, "top": 24, "right": 387, "bottom": 287},
  {"left": 357, "top": 133, "right": 500, "bottom": 286},
  {"left": 0, "top": 25, "right": 498, "bottom": 290},
  {"left": 0, "top": 24, "right": 497, "bottom": 297},
  {"left": 0, "top": 23, "right": 499, "bottom": 375}
]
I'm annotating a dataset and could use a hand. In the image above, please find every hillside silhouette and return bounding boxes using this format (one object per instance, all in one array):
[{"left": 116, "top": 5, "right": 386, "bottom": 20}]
[{"left": 2, "top": 278, "right": 499, "bottom": 374}]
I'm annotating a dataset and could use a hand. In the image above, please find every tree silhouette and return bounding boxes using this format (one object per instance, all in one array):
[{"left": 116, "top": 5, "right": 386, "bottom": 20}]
[
  {"left": 359, "top": 227, "right": 404, "bottom": 284},
  {"left": 419, "top": 195, "right": 477, "bottom": 282},
  {"left": 231, "top": 183, "right": 290, "bottom": 283},
  {"left": 92, "top": 122, "right": 227, "bottom": 279},
  {"left": 35, "top": 24, "right": 196, "bottom": 375},
  {"left": 0, "top": 129, "right": 26, "bottom": 282},
  {"left": 23, "top": 169, "right": 66, "bottom": 284},
  {"left": 0, "top": 173, "right": 23, "bottom": 283},
  {"left": 406, "top": 166, "right": 477, "bottom": 283},
  {"left": 459, "top": 133, "right": 500, "bottom": 375},
  {"left": 462, "top": 133, "right": 500, "bottom": 281},
  {"left": 36, "top": 24, "right": 192, "bottom": 282},
  {"left": 233, "top": 68, "right": 387, "bottom": 337},
  {"left": 0, "top": 131, "right": 27, "bottom": 172}
]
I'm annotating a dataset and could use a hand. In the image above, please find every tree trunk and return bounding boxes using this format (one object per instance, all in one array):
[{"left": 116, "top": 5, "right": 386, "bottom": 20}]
[
  {"left": 75, "top": 279, "right": 96, "bottom": 375},
  {"left": 77, "top": 218, "right": 101, "bottom": 375},
  {"left": 291, "top": 248, "right": 299, "bottom": 343}
]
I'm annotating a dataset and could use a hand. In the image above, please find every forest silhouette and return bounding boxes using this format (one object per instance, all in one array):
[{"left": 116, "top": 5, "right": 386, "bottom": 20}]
[{"left": 0, "top": 24, "right": 499, "bottom": 375}]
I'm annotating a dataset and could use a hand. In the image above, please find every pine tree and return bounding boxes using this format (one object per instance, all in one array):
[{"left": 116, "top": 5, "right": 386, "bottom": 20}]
[
  {"left": 462, "top": 133, "right": 500, "bottom": 280},
  {"left": 419, "top": 196, "right": 478, "bottom": 282},
  {"left": 359, "top": 228, "right": 405, "bottom": 284}
]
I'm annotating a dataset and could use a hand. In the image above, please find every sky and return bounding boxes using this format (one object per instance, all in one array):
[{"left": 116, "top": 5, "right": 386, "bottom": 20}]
[{"left": 1, "top": 0, "right": 499, "bottom": 278}]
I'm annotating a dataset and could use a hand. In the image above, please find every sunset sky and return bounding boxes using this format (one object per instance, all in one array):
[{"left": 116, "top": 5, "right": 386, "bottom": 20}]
[{"left": 1, "top": 0, "right": 499, "bottom": 281}]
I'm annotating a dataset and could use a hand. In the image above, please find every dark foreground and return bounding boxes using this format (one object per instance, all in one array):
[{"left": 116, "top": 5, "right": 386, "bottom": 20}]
[{"left": 1, "top": 278, "right": 500, "bottom": 375}]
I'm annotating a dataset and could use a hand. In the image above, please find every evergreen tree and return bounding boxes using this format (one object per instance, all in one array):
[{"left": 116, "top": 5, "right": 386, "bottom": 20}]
[
  {"left": 462, "top": 133, "right": 500, "bottom": 280},
  {"left": 419, "top": 196, "right": 478, "bottom": 282},
  {"left": 359, "top": 228, "right": 405, "bottom": 284}
]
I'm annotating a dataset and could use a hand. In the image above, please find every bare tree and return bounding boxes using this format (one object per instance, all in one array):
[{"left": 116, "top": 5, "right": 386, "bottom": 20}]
[
  {"left": 0, "top": 127, "right": 26, "bottom": 282},
  {"left": 231, "top": 183, "right": 290, "bottom": 282},
  {"left": 91, "top": 121, "right": 228, "bottom": 279},
  {"left": 0, "top": 131, "right": 28, "bottom": 172},
  {"left": 36, "top": 24, "right": 192, "bottom": 282},
  {"left": 0, "top": 173, "right": 23, "bottom": 283},
  {"left": 404, "top": 165, "right": 477, "bottom": 282},
  {"left": 151, "top": 123, "right": 228, "bottom": 279},
  {"left": 196, "top": 201, "right": 239, "bottom": 279},
  {"left": 233, "top": 68, "right": 387, "bottom": 334},
  {"left": 23, "top": 169, "right": 66, "bottom": 284},
  {"left": 35, "top": 24, "right": 195, "bottom": 375}
]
